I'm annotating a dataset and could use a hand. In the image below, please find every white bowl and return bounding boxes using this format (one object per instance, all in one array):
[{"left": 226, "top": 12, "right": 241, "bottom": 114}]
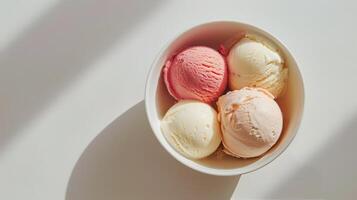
[{"left": 145, "top": 21, "right": 304, "bottom": 176}]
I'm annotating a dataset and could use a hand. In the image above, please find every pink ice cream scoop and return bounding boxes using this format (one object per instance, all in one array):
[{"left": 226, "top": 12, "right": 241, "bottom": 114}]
[
  {"left": 163, "top": 46, "right": 227, "bottom": 104},
  {"left": 217, "top": 87, "right": 283, "bottom": 158}
]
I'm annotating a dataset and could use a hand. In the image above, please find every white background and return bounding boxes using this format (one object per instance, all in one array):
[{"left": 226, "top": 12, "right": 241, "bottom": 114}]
[{"left": 1, "top": 0, "right": 357, "bottom": 199}]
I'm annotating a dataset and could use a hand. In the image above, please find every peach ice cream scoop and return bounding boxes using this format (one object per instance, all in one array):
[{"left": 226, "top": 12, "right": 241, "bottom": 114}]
[
  {"left": 163, "top": 46, "right": 227, "bottom": 104},
  {"left": 217, "top": 87, "right": 283, "bottom": 158}
]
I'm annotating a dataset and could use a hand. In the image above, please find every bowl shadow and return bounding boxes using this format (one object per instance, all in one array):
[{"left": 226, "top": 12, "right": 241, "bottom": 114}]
[{"left": 66, "top": 101, "right": 240, "bottom": 200}]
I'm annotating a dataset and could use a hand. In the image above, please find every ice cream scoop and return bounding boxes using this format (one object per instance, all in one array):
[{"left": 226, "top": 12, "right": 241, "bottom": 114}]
[
  {"left": 161, "top": 100, "right": 221, "bottom": 159},
  {"left": 217, "top": 87, "right": 283, "bottom": 158},
  {"left": 227, "top": 35, "right": 288, "bottom": 98},
  {"left": 164, "top": 46, "right": 227, "bottom": 104}
]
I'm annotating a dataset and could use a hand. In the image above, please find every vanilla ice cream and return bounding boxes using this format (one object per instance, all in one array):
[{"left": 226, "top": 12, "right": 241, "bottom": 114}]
[
  {"left": 161, "top": 100, "right": 221, "bottom": 159},
  {"left": 217, "top": 87, "right": 283, "bottom": 158},
  {"left": 227, "top": 35, "right": 288, "bottom": 98}
]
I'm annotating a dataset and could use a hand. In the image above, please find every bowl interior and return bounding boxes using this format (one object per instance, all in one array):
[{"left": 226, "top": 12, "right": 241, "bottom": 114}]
[{"left": 145, "top": 21, "right": 304, "bottom": 175}]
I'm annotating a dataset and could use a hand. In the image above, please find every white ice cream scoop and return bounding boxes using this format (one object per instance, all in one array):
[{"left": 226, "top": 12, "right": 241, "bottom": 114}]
[
  {"left": 161, "top": 100, "right": 221, "bottom": 159},
  {"left": 227, "top": 35, "right": 288, "bottom": 98}
]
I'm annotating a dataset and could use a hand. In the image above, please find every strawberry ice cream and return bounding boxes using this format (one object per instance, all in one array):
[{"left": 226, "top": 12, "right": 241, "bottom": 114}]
[{"left": 163, "top": 46, "right": 227, "bottom": 104}]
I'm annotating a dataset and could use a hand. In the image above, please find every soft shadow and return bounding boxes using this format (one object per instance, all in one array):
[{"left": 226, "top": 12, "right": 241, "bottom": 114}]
[
  {"left": 0, "top": 0, "right": 162, "bottom": 150},
  {"left": 266, "top": 113, "right": 357, "bottom": 199},
  {"left": 66, "top": 101, "right": 240, "bottom": 200}
]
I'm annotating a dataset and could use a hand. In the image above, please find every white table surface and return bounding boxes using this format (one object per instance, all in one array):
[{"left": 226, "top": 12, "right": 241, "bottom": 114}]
[{"left": 1, "top": 0, "right": 357, "bottom": 199}]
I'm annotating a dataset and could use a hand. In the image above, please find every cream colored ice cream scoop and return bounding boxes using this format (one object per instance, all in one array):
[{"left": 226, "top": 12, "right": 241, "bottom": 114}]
[
  {"left": 161, "top": 100, "right": 221, "bottom": 159},
  {"left": 227, "top": 35, "right": 288, "bottom": 98},
  {"left": 217, "top": 87, "right": 283, "bottom": 158}
]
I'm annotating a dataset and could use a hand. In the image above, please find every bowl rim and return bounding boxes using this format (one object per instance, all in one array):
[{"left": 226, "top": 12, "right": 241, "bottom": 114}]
[{"left": 144, "top": 20, "right": 305, "bottom": 176}]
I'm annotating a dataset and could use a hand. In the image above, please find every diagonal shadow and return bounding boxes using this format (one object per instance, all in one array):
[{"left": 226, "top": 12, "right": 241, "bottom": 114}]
[
  {"left": 265, "top": 113, "right": 357, "bottom": 199},
  {"left": 0, "top": 0, "right": 162, "bottom": 151},
  {"left": 66, "top": 101, "right": 240, "bottom": 200}
]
